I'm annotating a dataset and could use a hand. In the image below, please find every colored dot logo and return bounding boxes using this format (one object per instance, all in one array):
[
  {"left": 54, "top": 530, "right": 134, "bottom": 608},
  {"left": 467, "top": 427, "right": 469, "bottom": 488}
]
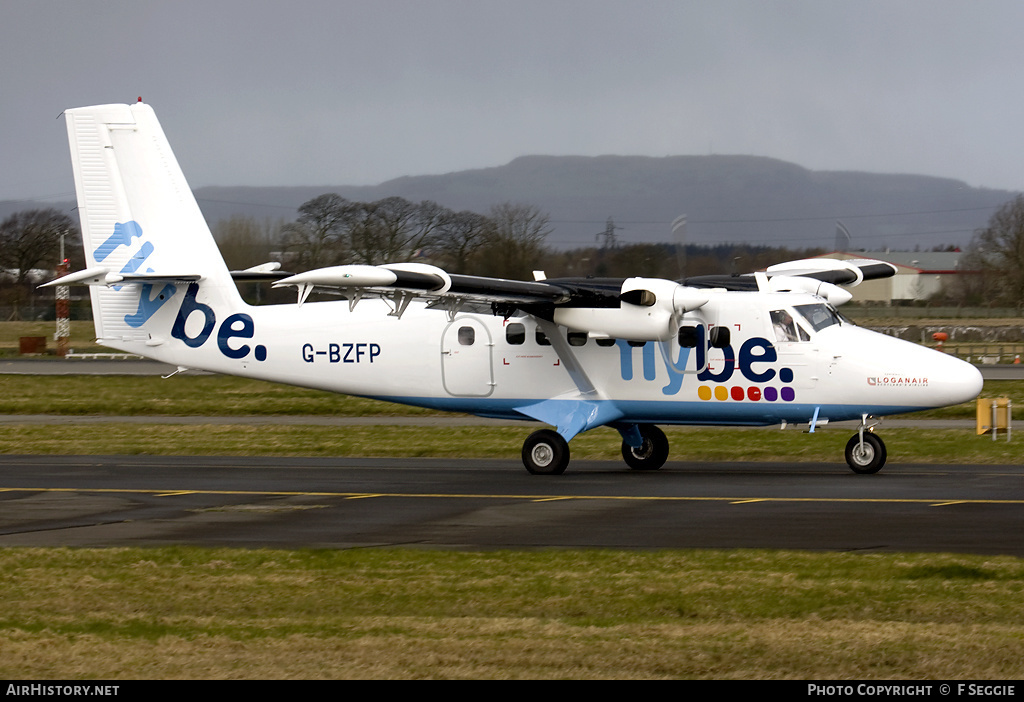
[{"left": 698, "top": 367, "right": 795, "bottom": 401}]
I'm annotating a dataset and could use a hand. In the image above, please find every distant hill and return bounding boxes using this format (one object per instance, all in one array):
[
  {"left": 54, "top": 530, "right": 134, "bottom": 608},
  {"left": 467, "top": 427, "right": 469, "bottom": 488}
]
[{"left": 4, "top": 154, "right": 1016, "bottom": 250}]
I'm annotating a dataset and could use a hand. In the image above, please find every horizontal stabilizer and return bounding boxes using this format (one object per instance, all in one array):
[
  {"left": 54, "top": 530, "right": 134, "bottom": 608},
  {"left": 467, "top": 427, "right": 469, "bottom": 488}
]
[
  {"left": 41, "top": 268, "right": 202, "bottom": 287},
  {"left": 229, "top": 261, "right": 291, "bottom": 283}
]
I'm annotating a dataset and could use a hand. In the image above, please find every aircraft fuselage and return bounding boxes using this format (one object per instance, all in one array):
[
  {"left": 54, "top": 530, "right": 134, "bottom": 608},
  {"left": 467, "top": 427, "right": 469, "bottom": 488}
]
[{"left": 115, "top": 285, "right": 982, "bottom": 430}]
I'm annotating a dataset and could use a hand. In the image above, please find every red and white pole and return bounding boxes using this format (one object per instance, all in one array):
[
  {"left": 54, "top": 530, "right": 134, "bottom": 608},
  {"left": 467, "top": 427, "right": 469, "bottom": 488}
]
[{"left": 55, "top": 233, "right": 70, "bottom": 357}]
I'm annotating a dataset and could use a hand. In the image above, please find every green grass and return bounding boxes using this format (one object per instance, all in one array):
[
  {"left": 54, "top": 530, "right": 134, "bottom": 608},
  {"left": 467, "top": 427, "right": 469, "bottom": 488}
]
[
  {"left": 0, "top": 374, "right": 438, "bottom": 416},
  {"left": 1, "top": 547, "right": 1022, "bottom": 679}
]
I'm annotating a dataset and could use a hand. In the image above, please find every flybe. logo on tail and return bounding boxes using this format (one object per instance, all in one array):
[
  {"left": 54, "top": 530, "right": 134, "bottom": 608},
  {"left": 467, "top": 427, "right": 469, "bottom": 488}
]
[
  {"left": 96, "top": 221, "right": 266, "bottom": 362},
  {"left": 94, "top": 221, "right": 143, "bottom": 262},
  {"left": 92, "top": 220, "right": 176, "bottom": 328}
]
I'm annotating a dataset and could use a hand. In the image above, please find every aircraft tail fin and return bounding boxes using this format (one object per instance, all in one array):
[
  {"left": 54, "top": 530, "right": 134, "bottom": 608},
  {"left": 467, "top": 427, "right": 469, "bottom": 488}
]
[{"left": 63, "top": 102, "right": 240, "bottom": 349}]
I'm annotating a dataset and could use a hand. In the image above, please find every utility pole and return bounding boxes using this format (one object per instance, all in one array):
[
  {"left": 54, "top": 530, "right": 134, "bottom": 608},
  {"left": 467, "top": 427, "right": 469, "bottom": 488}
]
[{"left": 55, "top": 233, "right": 70, "bottom": 357}]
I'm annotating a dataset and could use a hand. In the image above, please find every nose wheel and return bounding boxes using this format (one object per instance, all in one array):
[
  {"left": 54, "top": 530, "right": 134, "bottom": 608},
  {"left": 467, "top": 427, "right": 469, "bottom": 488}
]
[{"left": 845, "top": 431, "right": 886, "bottom": 474}]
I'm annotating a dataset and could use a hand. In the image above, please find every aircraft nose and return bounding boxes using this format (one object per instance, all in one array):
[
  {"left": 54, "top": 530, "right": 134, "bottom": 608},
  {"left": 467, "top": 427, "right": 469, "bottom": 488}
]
[{"left": 936, "top": 353, "right": 984, "bottom": 406}]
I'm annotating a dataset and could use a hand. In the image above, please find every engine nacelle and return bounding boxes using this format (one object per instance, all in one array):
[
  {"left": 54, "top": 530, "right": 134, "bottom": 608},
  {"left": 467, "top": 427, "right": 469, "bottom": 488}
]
[
  {"left": 553, "top": 278, "right": 707, "bottom": 341},
  {"left": 766, "top": 275, "right": 853, "bottom": 306}
]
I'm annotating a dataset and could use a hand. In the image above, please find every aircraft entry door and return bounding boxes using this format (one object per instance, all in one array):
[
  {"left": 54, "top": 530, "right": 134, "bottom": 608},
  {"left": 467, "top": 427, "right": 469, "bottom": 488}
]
[{"left": 441, "top": 318, "right": 495, "bottom": 397}]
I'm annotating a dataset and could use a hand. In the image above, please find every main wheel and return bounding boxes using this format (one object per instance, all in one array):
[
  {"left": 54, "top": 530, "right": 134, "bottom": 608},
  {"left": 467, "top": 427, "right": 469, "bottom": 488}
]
[
  {"left": 621, "top": 424, "right": 669, "bottom": 471},
  {"left": 522, "top": 429, "right": 570, "bottom": 475},
  {"left": 845, "top": 432, "right": 886, "bottom": 474}
]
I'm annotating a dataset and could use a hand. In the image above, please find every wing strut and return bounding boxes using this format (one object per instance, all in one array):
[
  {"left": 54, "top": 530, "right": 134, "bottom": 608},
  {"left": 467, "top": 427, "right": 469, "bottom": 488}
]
[{"left": 512, "top": 317, "right": 626, "bottom": 443}]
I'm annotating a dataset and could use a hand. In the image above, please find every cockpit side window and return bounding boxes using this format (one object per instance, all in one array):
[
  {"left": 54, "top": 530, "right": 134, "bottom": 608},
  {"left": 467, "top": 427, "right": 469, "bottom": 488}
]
[
  {"left": 770, "top": 309, "right": 800, "bottom": 342},
  {"left": 794, "top": 303, "right": 843, "bottom": 333}
]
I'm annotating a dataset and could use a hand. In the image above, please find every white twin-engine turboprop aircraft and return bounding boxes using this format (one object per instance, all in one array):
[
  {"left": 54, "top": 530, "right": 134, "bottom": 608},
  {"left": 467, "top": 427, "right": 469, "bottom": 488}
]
[{"left": 49, "top": 102, "right": 984, "bottom": 475}]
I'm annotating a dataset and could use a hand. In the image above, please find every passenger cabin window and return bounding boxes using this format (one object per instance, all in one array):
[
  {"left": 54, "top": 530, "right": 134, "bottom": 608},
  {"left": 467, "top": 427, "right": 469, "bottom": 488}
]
[
  {"left": 567, "top": 331, "right": 588, "bottom": 347},
  {"left": 458, "top": 326, "right": 475, "bottom": 346},
  {"left": 505, "top": 323, "right": 526, "bottom": 345},
  {"left": 595, "top": 338, "right": 616, "bottom": 347},
  {"left": 536, "top": 329, "right": 551, "bottom": 346},
  {"left": 678, "top": 326, "right": 699, "bottom": 348}
]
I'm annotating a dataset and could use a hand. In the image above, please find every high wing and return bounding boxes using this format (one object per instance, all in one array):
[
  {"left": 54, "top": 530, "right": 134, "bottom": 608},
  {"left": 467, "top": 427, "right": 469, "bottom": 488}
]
[
  {"left": 684, "top": 257, "right": 898, "bottom": 305},
  {"left": 274, "top": 263, "right": 567, "bottom": 305},
  {"left": 270, "top": 256, "right": 897, "bottom": 340},
  {"left": 273, "top": 262, "right": 699, "bottom": 341}
]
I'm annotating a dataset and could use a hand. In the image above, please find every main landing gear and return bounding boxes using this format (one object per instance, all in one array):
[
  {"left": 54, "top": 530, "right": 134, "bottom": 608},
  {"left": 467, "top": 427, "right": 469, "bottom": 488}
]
[
  {"left": 521, "top": 424, "right": 670, "bottom": 475},
  {"left": 845, "top": 417, "right": 887, "bottom": 474},
  {"left": 620, "top": 424, "right": 669, "bottom": 471},
  {"left": 522, "top": 429, "right": 570, "bottom": 475}
]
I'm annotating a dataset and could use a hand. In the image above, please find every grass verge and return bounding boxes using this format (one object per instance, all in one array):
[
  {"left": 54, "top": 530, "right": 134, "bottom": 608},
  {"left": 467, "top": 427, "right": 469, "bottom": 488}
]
[{"left": 1, "top": 547, "right": 1023, "bottom": 679}]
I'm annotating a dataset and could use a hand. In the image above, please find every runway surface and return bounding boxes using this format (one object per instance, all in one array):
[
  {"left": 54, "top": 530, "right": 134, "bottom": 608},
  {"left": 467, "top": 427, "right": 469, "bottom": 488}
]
[{"left": 1, "top": 454, "right": 1022, "bottom": 555}]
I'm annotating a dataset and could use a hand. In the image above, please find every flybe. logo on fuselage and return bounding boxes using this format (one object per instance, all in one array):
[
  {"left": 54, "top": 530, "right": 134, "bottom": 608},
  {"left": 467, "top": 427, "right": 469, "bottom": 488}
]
[
  {"left": 615, "top": 327, "right": 797, "bottom": 401},
  {"left": 171, "top": 283, "right": 267, "bottom": 361}
]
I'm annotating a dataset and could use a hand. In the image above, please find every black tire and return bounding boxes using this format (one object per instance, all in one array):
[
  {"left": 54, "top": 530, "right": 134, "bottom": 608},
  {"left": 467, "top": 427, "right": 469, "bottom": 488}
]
[
  {"left": 845, "top": 433, "right": 886, "bottom": 474},
  {"left": 522, "top": 429, "right": 570, "bottom": 475},
  {"left": 621, "top": 424, "right": 669, "bottom": 471}
]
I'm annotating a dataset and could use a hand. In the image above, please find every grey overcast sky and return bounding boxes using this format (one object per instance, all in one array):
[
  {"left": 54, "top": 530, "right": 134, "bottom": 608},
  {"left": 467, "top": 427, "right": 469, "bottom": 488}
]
[{"left": 3, "top": 0, "right": 1023, "bottom": 201}]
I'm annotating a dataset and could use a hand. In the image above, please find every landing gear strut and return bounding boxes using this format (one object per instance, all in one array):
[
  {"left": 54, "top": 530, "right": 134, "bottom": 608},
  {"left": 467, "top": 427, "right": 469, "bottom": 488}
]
[{"left": 522, "top": 429, "right": 570, "bottom": 475}]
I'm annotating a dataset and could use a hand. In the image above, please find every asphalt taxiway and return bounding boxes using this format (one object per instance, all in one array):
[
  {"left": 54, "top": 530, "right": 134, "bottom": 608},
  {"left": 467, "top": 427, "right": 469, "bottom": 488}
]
[{"left": 1, "top": 454, "right": 1022, "bottom": 555}]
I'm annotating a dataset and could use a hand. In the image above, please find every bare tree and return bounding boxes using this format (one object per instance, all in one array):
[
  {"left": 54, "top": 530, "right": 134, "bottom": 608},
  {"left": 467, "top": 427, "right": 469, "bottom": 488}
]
[
  {"left": 0, "top": 208, "right": 79, "bottom": 319},
  {"left": 430, "top": 209, "right": 493, "bottom": 272},
  {"left": 967, "top": 195, "right": 1024, "bottom": 309},
  {"left": 213, "top": 215, "right": 283, "bottom": 270},
  {"left": 476, "top": 202, "right": 552, "bottom": 279},
  {"left": 348, "top": 197, "right": 448, "bottom": 265},
  {"left": 280, "top": 194, "right": 353, "bottom": 270},
  {"left": 0, "top": 208, "right": 78, "bottom": 286}
]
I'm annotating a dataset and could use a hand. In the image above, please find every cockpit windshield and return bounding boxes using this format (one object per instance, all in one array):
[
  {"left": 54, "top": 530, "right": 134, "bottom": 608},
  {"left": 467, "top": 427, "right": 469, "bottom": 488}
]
[{"left": 794, "top": 303, "right": 844, "bottom": 333}]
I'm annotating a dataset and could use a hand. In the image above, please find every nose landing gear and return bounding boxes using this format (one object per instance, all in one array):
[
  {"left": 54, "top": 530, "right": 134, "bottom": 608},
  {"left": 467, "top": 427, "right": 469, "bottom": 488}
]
[{"left": 845, "top": 415, "right": 886, "bottom": 474}]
